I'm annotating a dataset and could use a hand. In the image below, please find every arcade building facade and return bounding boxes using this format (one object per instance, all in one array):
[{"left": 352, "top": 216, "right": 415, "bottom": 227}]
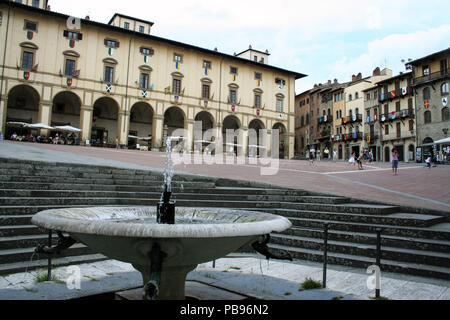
[{"left": 0, "top": 0, "right": 306, "bottom": 158}]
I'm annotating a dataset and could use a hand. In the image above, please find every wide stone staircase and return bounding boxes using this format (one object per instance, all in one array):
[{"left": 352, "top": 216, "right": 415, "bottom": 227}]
[{"left": 0, "top": 157, "right": 449, "bottom": 280}]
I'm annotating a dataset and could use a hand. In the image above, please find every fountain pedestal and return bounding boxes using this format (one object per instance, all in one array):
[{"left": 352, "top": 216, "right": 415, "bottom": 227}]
[{"left": 133, "top": 264, "right": 197, "bottom": 300}]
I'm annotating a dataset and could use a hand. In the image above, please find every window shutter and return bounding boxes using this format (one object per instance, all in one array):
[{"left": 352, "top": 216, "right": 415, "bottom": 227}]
[
  {"left": 78, "top": 33, "right": 83, "bottom": 40},
  {"left": 104, "top": 39, "right": 108, "bottom": 46},
  {"left": 116, "top": 42, "right": 120, "bottom": 48},
  {"left": 63, "top": 30, "right": 69, "bottom": 37}
]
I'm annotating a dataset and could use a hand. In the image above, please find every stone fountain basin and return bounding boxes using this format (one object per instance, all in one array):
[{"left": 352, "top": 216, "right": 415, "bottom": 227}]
[{"left": 31, "top": 207, "right": 292, "bottom": 267}]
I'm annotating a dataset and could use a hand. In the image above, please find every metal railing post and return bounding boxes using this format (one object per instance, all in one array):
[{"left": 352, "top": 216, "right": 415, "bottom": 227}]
[
  {"left": 47, "top": 230, "right": 52, "bottom": 281},
  {"left": 323, "top": 223, "right": 329, "bottom": 288},
  {"left": 375, "top": 228, "right": 382, "bottom": 299}
]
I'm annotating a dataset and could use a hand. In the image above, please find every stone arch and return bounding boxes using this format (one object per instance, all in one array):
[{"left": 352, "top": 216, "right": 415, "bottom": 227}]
[
  {"left": 91, "top": 96, "right": 120, "bottom": 147},
  {"left": 51, "top": 91, "right": 82, "bottom": 128},
  {"left": 5, "top": 84, "right": 40, "bottom": 137},
  {"left": 248, "top": 118, "right": 266, "bottom": 157},
  {"left": 223, "top": 115, "right": 242, "bottom": 155},
  {"left": 164, "top": 106, "right": 186, "bottom": 138},
  {"left": 129, "top": 101, "right": 154, "bottom": 148},
  {"left": 272, "top": 122, "right": 287, "bottom": 159}
]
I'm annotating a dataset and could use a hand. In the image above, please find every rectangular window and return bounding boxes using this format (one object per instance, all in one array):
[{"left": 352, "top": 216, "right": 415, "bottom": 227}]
[
  {"left": 255, "top": 72, "right": 262, "bottom": 80},
  {"left": 64, "top": 59, "right": 75, "bottom": 77},
  {"left": 140, "top": 47, "right": 154, "bottom": 55},
  {"left": 124, "top": 22, "right": 130, "bottom": 30},
  {"left": 32, "top": 0, "right": 40, "bottom": 7},
  {"left": 384, "top": 104, "right": 388, "bottom": 115},
  {"left": 276, "top": 99, "right": 283, "bottom": 113},
  {"left": 396, "top": 101, "right": 401, "bottom": 113},
  {"left": 104, "top": 39, "right": 120, "bottom": 48},
  {"left": 408, "top": 98, "right": 413, "bottom": 113},
  {"left": 0, "top": 12, "right": 3, "bottom": 26},
  {"left": 254, "top": 94, "right": 261, "bottom": 108},
  {"left": 174, "top": 53, "right": 183, "bottom": 62},
  {"left": 396, "top": 123, "right": 401, "bottom": 138},
  {"left": 385, "top": 125, "right": 389, "bottom": 135},
  {"left": 229, "top": 89, "right": 237, "bottom": 105},
  {"left": 409, "top": 120, "right": 414, "bottom": 131},
  {"left": 423, "top": 65, "right": 430, "bottom": 76},
  {"left": 230, "top": 67, "right": 238, "bottom": 75},
  {"left": 202, "top": 84, "right": 210, "bottom": 99},
  {"left": 172, "top": 78, "right": 181, "bottom": 95},
  {"left": 140, "top": 73, "right": 149, "bottom": 89},
  {"left": 139, "top": 26, "right": 145, "bottom": 33},
  {"left": 104, "top": 66, "right": 114, "bottom": 83},
  {"left": 203, "top": 61, "right": 211, "bottom": 69},
  {"left": 24, "top": 20, "right": 37, "bottom": 32},
  {"left": 22, "top": 51, "right": 34, "bottom": 70},
  {"left": 64, "top": 30, "right": 83, "bottom": 40}
]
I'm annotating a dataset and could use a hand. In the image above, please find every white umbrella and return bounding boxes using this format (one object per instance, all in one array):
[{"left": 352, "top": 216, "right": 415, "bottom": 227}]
[
  {"left": 25, "top": 123, "right": 54, "bottom": 130},
  {"left": 6, "top": 121, "right": 30, "bottom": 127},
  {"left": 434, "top": 137, "right": 450, "bottom": 145},
  {"left": 128, "top": 135, "right": 139, "bottom": 139},
  {"left": 54, "top": 125, "right": 81, "bottom": 133}
]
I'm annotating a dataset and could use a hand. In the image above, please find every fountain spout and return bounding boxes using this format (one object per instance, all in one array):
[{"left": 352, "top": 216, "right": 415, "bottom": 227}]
[{"left": 157, "top": 185, "right": 176, "bottom": 224}]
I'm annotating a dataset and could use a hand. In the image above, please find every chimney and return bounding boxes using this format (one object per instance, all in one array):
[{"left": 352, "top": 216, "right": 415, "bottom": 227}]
[
  {"left": 357, "top": 73, "right": 362, "bottom": 80},
  {"left": 352, "top": 75, "right": 356, "bottom": 82},
  {"left": 334, "top": 79, "right": 338, "bottom": 84},
  {"left": 373, "top": 67, "right": 381, "bottom": 76},
  {"left": 85, "top": 16, "right": 90, "bottom": 20}
]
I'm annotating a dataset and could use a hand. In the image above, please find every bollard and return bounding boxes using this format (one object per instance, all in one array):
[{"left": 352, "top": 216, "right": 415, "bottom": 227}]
[
  {"left": 47, "top": 230, "right": 52, "bottom": 281},
  {"left": 375, "top": 228, "right": 382, "bottom": 298},
  {"left": 323, "top": 223, "right": 329, "bottom": 288}
]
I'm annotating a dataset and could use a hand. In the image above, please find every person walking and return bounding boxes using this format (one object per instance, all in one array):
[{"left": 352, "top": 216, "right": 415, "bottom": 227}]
[
  {"left": 309, "top": 147, "right": 316, "bottom": 166},
  {"left": 425, "top": 156, "right": 432, "bottom": 169},
  {"left": 349, "top": 152, "right": 356, "bottom": 166},
  {"left": 356, "top": 153, "right": 363, "bottom": 170},
  {"left": 392, "top": 149, "right": 399, "bottom": 176}
]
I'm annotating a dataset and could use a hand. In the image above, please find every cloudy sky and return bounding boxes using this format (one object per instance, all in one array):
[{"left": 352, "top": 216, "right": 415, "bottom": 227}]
[{"left": 49, "top": 0, "right": 450, "bottom": 94}]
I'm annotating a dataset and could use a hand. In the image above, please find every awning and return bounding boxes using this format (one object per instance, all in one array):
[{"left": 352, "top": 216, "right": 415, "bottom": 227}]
[
  {"left": 6, "top": 121, "right": 30, "bottom": 127},
  {"left": 54, "top": 125, "right": 81, "bottom": 133},
  {"left": 434, "top": 137, "right": 450, "bottom": 145},
  {"left": 25, "top": 123, "right": 54, "bottom": 130}
]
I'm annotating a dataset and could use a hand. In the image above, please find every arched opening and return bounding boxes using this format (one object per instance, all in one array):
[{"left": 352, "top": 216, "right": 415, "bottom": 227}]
[
  {"left": 223, "top": 115, "right": 241, "bottom": 156},
  {"left": 408, "top": 144, "right": 415, "bottom": 162},
  {"left": 91, "top": 97, "right": 119, "bottom": 147},
  {"left": 164, "top": 106, "right": 185, "bottom": 137},
  {"left": 6, "top": 85, "right": 40, "bottom": 138},
  {"left": 248, "top": 119, "right": 266, "bottom": 158},
  {"left": 51, "top": 91, "right": 81, "bottom": 128},
  {"left": 384, "top": 146, "right": 391, "bottom": 162},
  {"left": 273, "top": 122, "right": 287, "bottom": 159},
  {"left": 129, "top": 102, "right": 154, "bottom": 149},
  {"left": 423, "top": 137, "right": 434, "bottom": 162},
  {"left": 194, "top": 111, "right": 215, "bottom": 154}
]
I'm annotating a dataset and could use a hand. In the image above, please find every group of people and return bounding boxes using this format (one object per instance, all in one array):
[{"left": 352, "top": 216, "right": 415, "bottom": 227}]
[
  {"left": 308, "top": 147, "right": 338, "bottom": 165},
  {"left": 7, "top": 132, "right": 79, "bottom": 145},
  {"left": 348, "top": 149, "right": 375, "bottom": 170}
]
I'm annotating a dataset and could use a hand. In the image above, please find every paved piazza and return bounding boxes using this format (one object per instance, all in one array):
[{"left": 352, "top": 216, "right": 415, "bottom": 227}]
[{"left": 1, "top": 141, "right": 449, "bottom": 213}]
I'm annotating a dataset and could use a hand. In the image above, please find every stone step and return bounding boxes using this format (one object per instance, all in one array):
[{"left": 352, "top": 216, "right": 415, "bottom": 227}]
[
  {"left": 288, "top": 217, "right": 450, "bottom": 241},
  {"left": 0, "top": 234, "right": 57, "bottom": 250},
  {"left": 281, "top": 227, "right": 450, "bottom": 254},
  {"left": 0, "top": 190, "right": 316, "bottom": 204},
  {"left": 0, "top": 243, "right": 95, "bottom": 264},
  {"left": 0, "top": 170, "right": 165, "bottom": 181},
  {"left": 270, "top": 233, "right": 450, "bottom": 268},
  {"left": 0, "top": 215, "right": 33, "bottom": 226},
  {"left": 0, "top": 254, "right": 108, "bottom": 276},
  {"left": 0, "top": 182, "right": 216, "bottom": 192},
  {"left": 268, "top": 243, "right": 450, "bottom": 280},
  {"left": 0, "top": 225, "right": 42, "bottom": 237},
  {"left": 254, "top": 208, "right": 446, "bottom": 228},
  {"left": 0, "top": 175, "right": 215, "bottom": 187},
  {"left": 280, "top": 202, "right": 400, "bottom": 215}
]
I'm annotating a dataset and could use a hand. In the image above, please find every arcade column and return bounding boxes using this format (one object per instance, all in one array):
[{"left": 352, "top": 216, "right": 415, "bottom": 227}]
[{"left": 80, "top": 105, "right": 93, "bottom": 144}]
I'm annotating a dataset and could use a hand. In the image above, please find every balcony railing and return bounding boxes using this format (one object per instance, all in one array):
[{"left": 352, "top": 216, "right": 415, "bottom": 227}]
[
  {"left": 380, "top": 109, "right": 415, "bottom": 123},
  {"left": 341, "top": 114, "right": 362, "bottom": 125},
  {"left": 413, "top": 68, "right": 450, "bottom": 86},
  {"left": 318, "top": 115, "right": 334, "bottom": 126},
  {"left": 364, "top": 134, "right": 379, "bottom": 142},
  {"left": 379, "top": 87, "right": 412, "bottom": 102}
]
